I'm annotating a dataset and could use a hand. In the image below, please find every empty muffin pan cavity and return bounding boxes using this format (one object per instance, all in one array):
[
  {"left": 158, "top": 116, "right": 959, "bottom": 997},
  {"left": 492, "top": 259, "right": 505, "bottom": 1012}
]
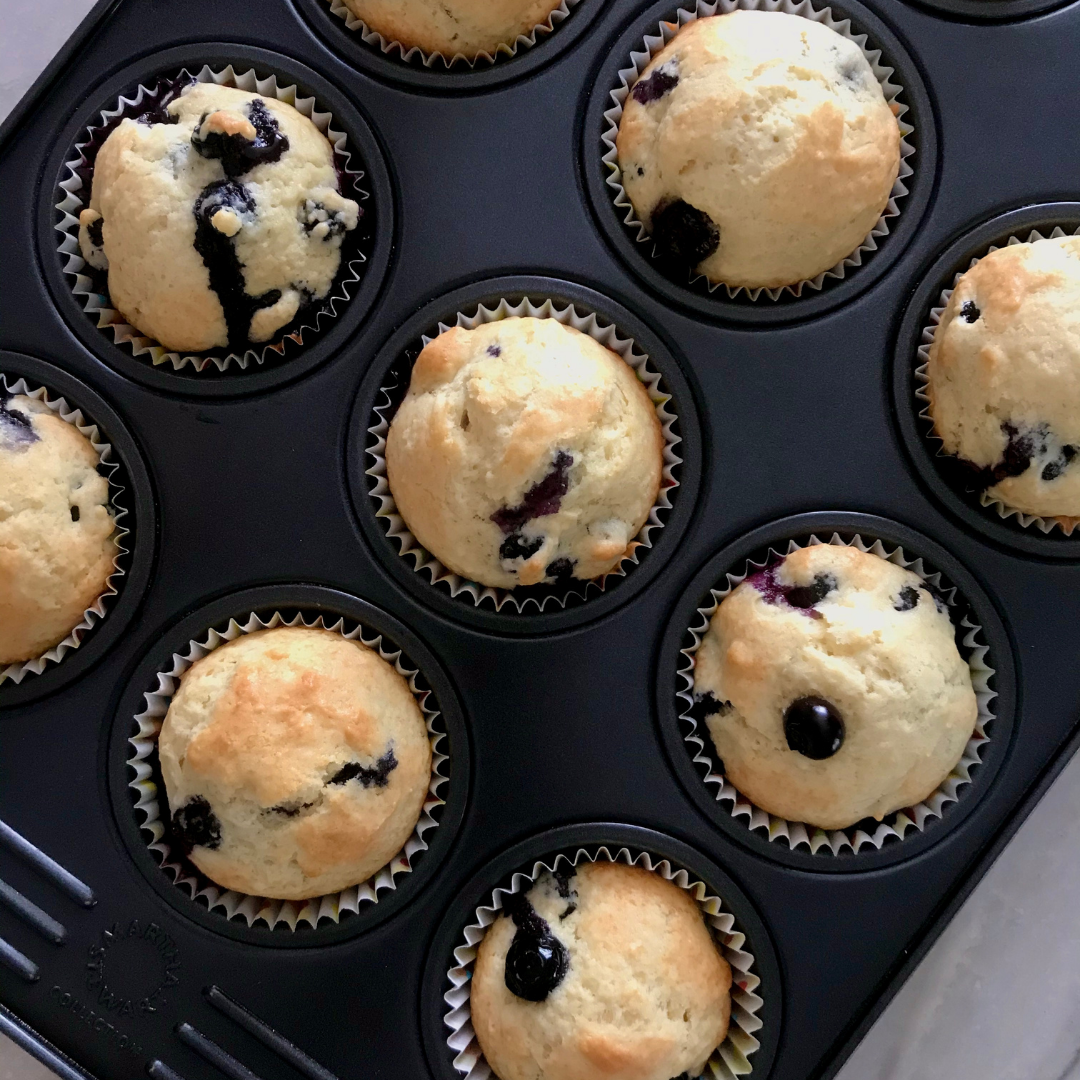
[
  {"left": 0, "top": 352, "right": 155, "bottom": 708},
  {"left": 421, "top": 824, "right": 781, "bottom": 1080},
  {"left": 657, "top": 512, "right": 1016, "bottom": 872},
  {"left": 41, "top": 46, "right": 393, "bottom": 398},
  {"left": 347, "top": 277, "right": 702, "bottom": 635},
  {"left": 582, "top": 0, "right": 936, "bottom": 324},
  {"left": 894, "top": 204, "right": 1080, "bottom": 558},
  {"left": 109, "top": 586, "right": 469, "bottom": 946}
]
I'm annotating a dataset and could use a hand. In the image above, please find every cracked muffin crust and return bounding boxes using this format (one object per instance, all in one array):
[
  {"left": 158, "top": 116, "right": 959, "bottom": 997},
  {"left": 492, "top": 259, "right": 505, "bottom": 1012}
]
[
  {"left": 159, "top": 626, "right": 431, "bottom": 900},
  {"left": 927, "top": 235, "right": 1080, "bottom": 522},
  {"left": 340, "top": 0, "right": 566, "bottom": 58},
  {"left": 0, "top": 394, "right": 118, "bottom": 667},
  {"left": 384, "top": 317, "right": 664, "bottom": 590},
  {"left": 615, "top": 10, "right": 901, "bottom": 290},
  {"left": 78, "top": 83, "right": 360, "bottom": 354},
  {"left": 471, "top": 861, "right": 732, "bottom": 1080},
  {"left": 692, "top": 545, "right": 977, "bottom": 831}
]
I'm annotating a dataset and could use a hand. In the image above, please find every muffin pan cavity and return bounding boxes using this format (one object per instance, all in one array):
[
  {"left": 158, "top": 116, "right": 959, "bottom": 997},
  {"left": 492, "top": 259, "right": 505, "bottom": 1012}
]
[
  {"left": 657, "top": 512, "right": 1016, "bottom": 872},
  {"left": 39, "top": 45, "right": 394, "bottom": 398},
  {"left": 346, "top": 276, "right": 703, "bottom": 635},
  {"left": 107, "top": 585, "right": 469, "bottom": 947}
]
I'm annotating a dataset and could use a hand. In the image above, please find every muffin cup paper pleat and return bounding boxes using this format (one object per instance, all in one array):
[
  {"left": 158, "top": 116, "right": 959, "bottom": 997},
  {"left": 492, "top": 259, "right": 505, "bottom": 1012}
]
[
  {"left": 443, "top": 845, "right": 765, "bottom": 1080},
  {"left": 55, "top": 65, "right": 369, "bottom": 373},
  {"left": 0, "top": 374, "right": 129, "bottom": 687},
  {"left": 321, "top": 0, "right": 583, "bottom": 68},
  {"left": 365, "top": 296, "right": 682, "bottom": 613},
  {"left": 600, "top": 0, "right": 915, "bottom": 302},
  {"left": 677, "top": 533, "right": 997, "bottom": 856},
  {"left": 916, "top": 225, "right": 1080, "bottom": 535},
  {"left": 126, "top": 610, "right": 450, "bottom": 930}
]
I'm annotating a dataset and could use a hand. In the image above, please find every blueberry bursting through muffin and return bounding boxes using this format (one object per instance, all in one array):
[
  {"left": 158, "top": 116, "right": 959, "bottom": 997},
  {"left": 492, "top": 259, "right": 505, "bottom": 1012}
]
[
  {"left": 501, "top": 871, "right": 576, "bottom": 1002},
  {"left": 169, "top": 746, "right": 399, "bottom": 855},
  {"left": 692, "top": 559, "right": 948, "bottom": 764},
  {"left": 0, "top": 394, "right": 39, "bottom": 448}
]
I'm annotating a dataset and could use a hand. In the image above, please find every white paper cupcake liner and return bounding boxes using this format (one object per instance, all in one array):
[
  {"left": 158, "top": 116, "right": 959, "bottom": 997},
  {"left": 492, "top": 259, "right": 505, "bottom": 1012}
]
[
  {"left": 678, "top": 532, "right": 996, "bottom": 856},
  {"left": 917, "top": 225, "right": 1080, "bottom": 535},
  {"left": 126, "top": 610, "right": 449, "bottom": 930},
  {"left": 0, "top": 374, "right": 129, "bottom": 687},
  {"left": 601, "top": 0, "right": 915, "bottom": 301},
  {"left": 365, "top": 296, "right": 682, "bottom": 613},
  {"left": 54, "top": 65, "right": 369, "bottom": 373},
  {"left": 322, "top": 0, "right": 584, "bottom": 68},
  {"left": 444, "top": 845, "right": 764, "bottom": 1080}
]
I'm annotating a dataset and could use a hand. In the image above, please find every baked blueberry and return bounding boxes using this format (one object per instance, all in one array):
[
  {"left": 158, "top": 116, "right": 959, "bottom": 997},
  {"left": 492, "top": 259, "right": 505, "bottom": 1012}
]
[
  {"left": 171, "top": 796, "right": 222, "bottom": 852},
  {"left": 544, "top": 557, "right": 575, "bottom": 581},
  {"left": 328, "top": 747, "right": 398, "bottom": 788},
  {"left": 492, "top": 451, "right": 574, "bottom": 534},
  {"left": 500, "top": 533, "right": 545, "bottom": 563},
  {"left": 783, "top": 696, "right": 845, "bottom": 759},
  {"left": 785, "top": 572, "right": 837, "bottom": 610},
  {"left": 191, "top": 98, "right": 289, "bottom": 178},
  {"left": 960, "top": 300, "right": 980, "bottom": 323},
  {"left": 894, "top": 585, "right": 920, "bottom": 611},
  {"left": 650, "top": 198, "right": 721, "bottom": 267},
  {"left": 503, "top": 894, "right": 570, "bottom": 1002},
  {"left": 631, "top": 62, "right": 679, "bottom": 104}
]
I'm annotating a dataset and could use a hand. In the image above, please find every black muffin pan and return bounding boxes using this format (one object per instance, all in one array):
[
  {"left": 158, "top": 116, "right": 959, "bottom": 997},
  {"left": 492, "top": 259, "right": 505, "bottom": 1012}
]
[{"left": 2, "top": 0, "right": 1080, "bottom": 1078}]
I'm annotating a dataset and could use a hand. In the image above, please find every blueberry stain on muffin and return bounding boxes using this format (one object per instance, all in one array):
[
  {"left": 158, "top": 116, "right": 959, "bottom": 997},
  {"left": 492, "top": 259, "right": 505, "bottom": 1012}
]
[
  {"left": 171, "top": 796, "right": 222, "bottom": 853},
  {"left": 503, "top": 892, "right": 570, "bottom": 1003},
  {"left": 630, "top": 61, "right": 679, "bottom": 104},
  {"left": 651, "top": 198, "right": 721, "bottom": 267},
  {"left": 191, "top": 99, "right": 289, "bottom": 177},
  {"left": 491, "top": 450, "right": 574, "bottom": 534},
  {"left": 746, "top": 563, "right": 836, "bottom": 618},
  {"left": 784, "top": 696, "right": 845, "bottom": 760},
  {"left": 329, "top": 747, "right": 398, "bottom": 787}
]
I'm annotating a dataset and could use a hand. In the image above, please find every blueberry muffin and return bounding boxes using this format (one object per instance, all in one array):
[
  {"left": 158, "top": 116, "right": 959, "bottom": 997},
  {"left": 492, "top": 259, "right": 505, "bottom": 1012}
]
[
  {"left": 78, "top": 83, "right": 360, "bottom": 354},
  {"left": 384, "top": 317, "right": 664, "bottom": 589},
  {"left": 692, "top": 545, "right": 978, "bottom": 830},
  {"left": 472, "top": 862, "right": 732, "bottom": 1080},
  {"left": 0, "top": 394, "right": 118, "bottom": 667},
  {"left": 341, "top": 0, "right": 565, "bottom": 57},
  {"left": 159, "top": 627, "right": 432, "bottom": 900},
  {"left": 616, "top": 11, "right": 901, "bottom": 290},
  {"left": 927, "top": 235, "right": 1080, "bottom": 521}
]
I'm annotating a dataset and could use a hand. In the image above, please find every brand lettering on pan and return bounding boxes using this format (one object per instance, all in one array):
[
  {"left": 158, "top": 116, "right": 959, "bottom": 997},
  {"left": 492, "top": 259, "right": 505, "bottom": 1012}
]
[
  {"left": 49, "top": 985, "right": 143, "bottom": 1056},
  {"left": 83, "top": 918, "right": 181, "bottom": 1018}
]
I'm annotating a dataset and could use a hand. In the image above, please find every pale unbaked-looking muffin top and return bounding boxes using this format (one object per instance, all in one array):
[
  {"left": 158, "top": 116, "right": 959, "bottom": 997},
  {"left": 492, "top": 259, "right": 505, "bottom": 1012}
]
[
  {"left": 384, "top": 317, "right": 664, "bottom": 590},
  {"left": 0, "top": 395, "right": 118, "bottom": 667},
  {"left": 616, "top": 11, "right": 901, "bottom": 290},
  {"left": 341, "top": 0, "right": 566, "bottom": 57},
  {"left": 693, "top": 545, "right": 978, "bottom": 831},
  {"left": 928, "top": 235, "right": 1080, "bottom": 521},
  {"left": 471, "top": 861, "right": 732, "bottom": 1080},
  {"left": 158, "top": 627, "right": 432, "bottom": 901},
  {"left": 78, "top": 83, "right": 360, "bottom": 354}
]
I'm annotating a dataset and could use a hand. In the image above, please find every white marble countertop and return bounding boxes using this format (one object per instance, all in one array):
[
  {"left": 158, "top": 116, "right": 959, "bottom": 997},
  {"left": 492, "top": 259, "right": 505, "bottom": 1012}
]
[{"left": 1, "top": 4, "right": 1078, "bottom": 1079}]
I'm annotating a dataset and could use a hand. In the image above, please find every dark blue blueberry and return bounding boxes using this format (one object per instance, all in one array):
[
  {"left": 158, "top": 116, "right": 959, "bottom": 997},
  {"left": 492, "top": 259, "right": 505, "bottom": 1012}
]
[
  {"left": 329, "top": 747, "right": 398, "bottom": 788},
  {"left": 785, "top": 573, "right": 837, "bottom": 610},
  {"left": 894, "top": 585, "right": 920, "bottom": 612},
  {"left": 486, "top": 344, "right": 502, "bottom": 357},
  {"left": 70, "top": 505, "right": 80, "bottom": 522},
  {"left": 651, "top": 198, "right": 720, "bottom": 267},
  {"left": 86, "top": 216, "right": 104, "bottom": 248},
  {"left": 631, "top": 64, "right": 680, "bottom": 104},
  {"left": 960, "top": 300, "right": 980, "bottom": 323},
  {"left": 268, "top": 800, "right": 315, "bottom": 817},
  {"left": 783, "top": 697, "right": 845, "bottom": 760},
  {"left": 503, "top": 894, "right": 569, "bottom": 1002},
  {"left": 0, "top": 395, "right": 38, "bottom": 447},
  {"left": 1042, "top": 444, "right": 1076, "bottom": 482},
  {"left": 191, "top": 99, "right": 289, "bottom": 178},
  {"left": 172, "top": 796, "right": 222, "bottom": 852},
  {"left": 964, "top": 422, "right": 1047, "bottom": 493},
  {"left": 544, "top": 557, "right": 575, "bottom": 581},
  {"left": 491, "top": 451, "right": 573, "bottom": 534},
  {"left": 500, "top": 533, "right": 544, "bottom": 562}
]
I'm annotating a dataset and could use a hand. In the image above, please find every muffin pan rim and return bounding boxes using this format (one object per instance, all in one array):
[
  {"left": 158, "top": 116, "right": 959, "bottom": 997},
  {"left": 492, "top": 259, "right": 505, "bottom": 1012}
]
[
  {"left": 419, "top": 821, "right": 783, "bottom": 1080},
  {"left": 901, "top": 0, "right": 1076, "bottom": 23},
  {"left": 655, "top": 510, "right": 1018, "bottom": 874},
  {"left": 344, "top": 273, "right": 706, "bottom": 637},
  {"left": 579, "top": 0, "right": 940, "bottom": 326},
  {"left": 35, "top": 42, "right": 397, "bottom": 401},
  {"left": 288, "top": 0, "right": 612, "bottom": 92},
  {"left": 105, "top": 583, "right": 472, "bottom": 948},
  {"left": 0, "top": 350, "right": 157, "bottom": 709},
  {"left": 892, "top": 201, "right": 1080, "bottom": 559}
]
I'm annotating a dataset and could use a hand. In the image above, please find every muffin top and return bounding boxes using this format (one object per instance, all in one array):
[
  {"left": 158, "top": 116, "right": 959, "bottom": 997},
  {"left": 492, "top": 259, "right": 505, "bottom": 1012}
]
[
  {"left": 384, "top": 317, "right": 664, "bottom": 590},
  {"left": 616, "top": 11, "right": 901, "bottom": 290},
  {"left": 341, "top": 0, "right": 565, "bottom": 57},
  {"left": 0, "top": 394, "right": 117, "bottom": 668},
  {"left": 159, "top": 627, "right": 432, "bottom": 900},
  {"left": 471, "top": 861, "right": 732, "bottom": 1080},
  {"left": 928, "top": 235, "right": 1080, "bottom": 520},
  {"left": 79, "top": 83, "right": 360, "bottom": 354},
  {"left": 693, "top": 545, "right": 978, "bottom": 830}
]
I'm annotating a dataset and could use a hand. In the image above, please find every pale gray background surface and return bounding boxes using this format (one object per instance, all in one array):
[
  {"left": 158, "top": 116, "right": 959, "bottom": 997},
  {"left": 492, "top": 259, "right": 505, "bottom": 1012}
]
[{"left": 1, "top": 3, "right": 1077, "bottom": 1078}]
